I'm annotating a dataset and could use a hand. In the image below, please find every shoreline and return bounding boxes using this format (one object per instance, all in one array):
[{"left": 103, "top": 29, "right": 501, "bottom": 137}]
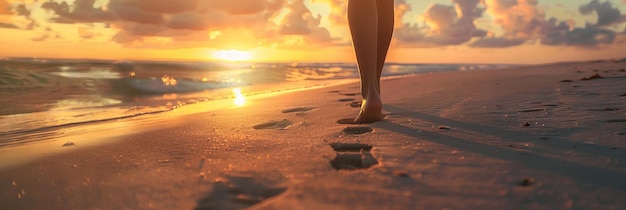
[
  {"left": 1, "top": 60, "right": 625, "bottom": 209},
  {"left": 0, "top": 71, "right": 439, "bottom": 151}
]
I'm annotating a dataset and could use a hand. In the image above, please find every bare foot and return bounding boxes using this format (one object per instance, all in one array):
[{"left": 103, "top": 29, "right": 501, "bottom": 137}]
[{"left": 353, "top": 96, "right": 382, "bottom": 124}]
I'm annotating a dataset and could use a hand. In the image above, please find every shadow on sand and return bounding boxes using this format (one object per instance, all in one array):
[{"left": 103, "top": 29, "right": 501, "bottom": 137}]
[{"left": 373, "top": 105, "right": 626, "bottom": 192}]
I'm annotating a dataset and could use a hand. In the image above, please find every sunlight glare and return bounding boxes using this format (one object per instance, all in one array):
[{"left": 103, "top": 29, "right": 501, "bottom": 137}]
[
  {"left": 214, "top": 50, "right": 251, "bottom": 62},
  {"left": 232, "top": 88, "right": 246, "bottom": 106},
  {"left": 161, "top": 75, "right": 177, "bottom": 86}
]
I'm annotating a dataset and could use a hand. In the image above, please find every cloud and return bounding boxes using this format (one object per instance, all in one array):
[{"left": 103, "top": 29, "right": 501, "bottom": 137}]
[
  {"left": 166, "top": 13, "right": 211, "bottom": 30},
  {"left": 107, "top": 0, "right": 164, "bottom": 24},
  {"left": 470, "top": 36, "right": 525, "bottom": 48},
  {"left": 391, "top": 0, "right": 424, "bottom": 45},
  {"left": 4, "top": 0, "right": 626, "bottom": 50},
  {"left": 541, "top": 19, "right": 617, "bottom": 47},
  {"left": 12, "top": 3, "right": 30, "bottom": 16},
  {"left": 118, "top": 0, "right": 199, "bottom": 14},
  {"left": 7, "top": 0, "right": 341, "bottom": 49},
  {"left": 579, "top": 0, "right": 626, "bottom": 27},
  {"left": 3, "top": 2, "right": 34, "bottom": 30},
  {"left": 164, "top": 0, "right": 283, "bottom": 31},
  {"left": 0, "top": 22, "right": 18, "bottom": 29},
  {"left": 40, "top": 0, "right": 115, "bottom": 24},
  {"left": 474, "top": 0, "right": 546, "bottom": 45},
  {"left": 394, "top": 0, "right": 487, "bottom": 47},
  {"left": 280, "top": 1, "right": 314, "bottom": 35},
  {"left": 279, "top": 0, "right": 331, "bottom": 41},
  {"left": 207, "top": 0, "right": 283, "bottom": 15},
  {"left": 31, "top": 34, "right": 49, "bottom": 41},
  {"left": 537, "top": 0, "right": 625, "bottom": 48},
  {"left": 310, "top": 0, "right": 347, "bottom": 26},
  {"left": 388, "top": 0, "right": 626, "bottom": 49},
  {"left": 78, "top": 26, "right": 94, "bottom": 38},
  {"left": 257, "top": 0, "right": 335, "bottom": 49},
  {"left": 29, "top": 27, "right": 62, "bottom": 41},
  {"left": 470, "top": 0, "right": 623, "bottom": 48}
]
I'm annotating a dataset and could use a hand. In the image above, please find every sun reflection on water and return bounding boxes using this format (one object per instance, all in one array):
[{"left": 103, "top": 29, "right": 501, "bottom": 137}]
[
  {"left": 232, "top": 88, "right": 246, "bottom": 106},
  {"left": 161, "top": 75, "right": 177, "bottom": 86}
]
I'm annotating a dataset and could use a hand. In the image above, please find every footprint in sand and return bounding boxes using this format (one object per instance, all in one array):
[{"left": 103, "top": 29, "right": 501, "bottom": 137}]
[
  {"left": 343, "top": 126, "right": 373, "bottom": 134},
  {"left": 348, "top": 101, "right": 362, "bottom": 107},
  {"left": 338, "top": 98, "right": 355, "bottom": 102},
  {"left": 329, "top": 143, "right": 378, "bottom": 170},
  {"left": 281, "top": 107, "right": 316, "bottom": 113},
  {"left": 253, "top": 119, "right": 292, "bottom": 130},
  {"left": 195, "top": 171, "right": 288, "bottom": 210}
]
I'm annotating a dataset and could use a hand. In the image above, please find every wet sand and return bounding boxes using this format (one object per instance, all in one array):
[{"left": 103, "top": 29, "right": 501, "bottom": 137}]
[{"left": 1, "top": 60, "right": 625, "bottom": 209}]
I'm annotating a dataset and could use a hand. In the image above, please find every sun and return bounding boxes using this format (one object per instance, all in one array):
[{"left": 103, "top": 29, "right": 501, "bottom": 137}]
[{"left": 213, "top": 50, "right": 252, "bottom": 62}]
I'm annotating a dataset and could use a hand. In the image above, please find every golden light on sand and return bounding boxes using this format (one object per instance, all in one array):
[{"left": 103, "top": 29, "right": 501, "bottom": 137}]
[
  {"left": 213, "top": 50, "right": 251, "bottom": 62},
  {"left": 232, "top": 88, "right": 246, "bottom": 106}
]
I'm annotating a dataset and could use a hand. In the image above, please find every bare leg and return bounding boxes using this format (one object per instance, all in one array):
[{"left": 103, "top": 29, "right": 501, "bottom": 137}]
[
  {"left": 375, "top": 0, "right": 394, "bottom": 91},
  {"left": 358, "top": 0, "right": 394, "bottom": 98},
  {"left": 348, "top": 0, "right": 383, "bottom": 123}
]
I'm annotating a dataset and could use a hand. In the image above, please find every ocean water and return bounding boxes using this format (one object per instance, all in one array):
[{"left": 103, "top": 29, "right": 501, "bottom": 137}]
[{"left": 0, "top": 58, "right": 514, "bottom": 147}]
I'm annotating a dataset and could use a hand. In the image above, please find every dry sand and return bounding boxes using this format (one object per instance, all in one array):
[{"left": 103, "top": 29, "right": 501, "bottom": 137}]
[{"left": 1, "top": 61, "right": 625, "bottom": 210}]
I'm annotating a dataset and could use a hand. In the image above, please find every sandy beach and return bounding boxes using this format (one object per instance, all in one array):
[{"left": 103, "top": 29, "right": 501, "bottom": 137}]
[{"left": 1, "top": 60, "right": 625, "bottom": 210}]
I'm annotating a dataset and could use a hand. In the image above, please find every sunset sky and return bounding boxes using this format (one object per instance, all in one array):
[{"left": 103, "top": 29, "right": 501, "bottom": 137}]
[{"left": 1, "top": 0, "right": 625, "bottom": 64}]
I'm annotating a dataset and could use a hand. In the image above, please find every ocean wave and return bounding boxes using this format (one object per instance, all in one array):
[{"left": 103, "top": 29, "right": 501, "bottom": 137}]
[
  {"left": 0, "top": 58, "right": 519, "bottom": 148},
  {"left": 0, "top": 67, "right": 63, "bottom": 93},
  {"left": 119, "top": 77, "right": 246, "bottom": 94}
]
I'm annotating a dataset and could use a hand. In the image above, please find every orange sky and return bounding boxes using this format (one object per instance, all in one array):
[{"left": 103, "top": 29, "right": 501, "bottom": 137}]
[{"left": 1, "top": 0, "right": 625, "bottom": 64}]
